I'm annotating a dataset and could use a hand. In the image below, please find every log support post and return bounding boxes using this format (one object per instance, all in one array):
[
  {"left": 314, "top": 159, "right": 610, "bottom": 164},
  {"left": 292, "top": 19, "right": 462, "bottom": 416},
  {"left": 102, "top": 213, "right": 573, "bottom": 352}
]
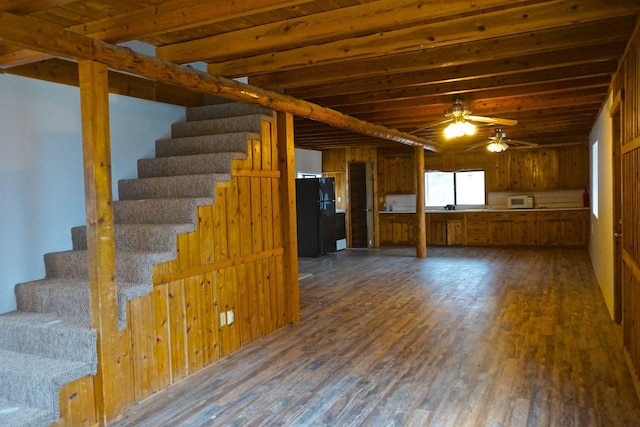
[
  {"left": 415, "top": 146, "right": 427, "bottom": 258},
  {"left": 79, "top": 60, "right": 121, "bottom": 424},
  {"left": 276, "top": 111, "right": 301, "bottom": 323}
]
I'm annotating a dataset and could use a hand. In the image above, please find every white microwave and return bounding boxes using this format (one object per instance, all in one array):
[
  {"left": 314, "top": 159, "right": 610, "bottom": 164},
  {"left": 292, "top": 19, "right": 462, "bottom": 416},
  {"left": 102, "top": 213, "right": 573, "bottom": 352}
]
[{"left": 507, "top": 195, "right": 534, "bottom": 209}]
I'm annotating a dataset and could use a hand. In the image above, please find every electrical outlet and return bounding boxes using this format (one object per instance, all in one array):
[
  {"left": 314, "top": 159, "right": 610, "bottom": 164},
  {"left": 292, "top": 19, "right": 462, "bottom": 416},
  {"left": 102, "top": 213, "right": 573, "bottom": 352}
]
[
  {"left": 227, "top": 310, "right": 234, "bottom": 325},
  {"left": 219, "top": 312, "right": 227, "bottom": 327}
]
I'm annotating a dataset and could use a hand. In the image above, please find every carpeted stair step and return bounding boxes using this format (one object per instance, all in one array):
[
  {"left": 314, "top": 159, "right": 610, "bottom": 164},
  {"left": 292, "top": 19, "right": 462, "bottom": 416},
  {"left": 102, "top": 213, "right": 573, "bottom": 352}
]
[
  {"left": 44, "top": 250, "right": 175, "bottom": 283},
  {"left": 0, "top": 311, "right": 96, "bottom": 365},
  {"left": 137, "top": 152, "right": 244, "bottom": 178},
  {"left": 155, "top": 132, "right": 255, "bottom": 158},
  {"left": 186, "top": 103, "right": 273, "bottom": 121},
  {"left": 118, "top": 173, "right": 230, "bottom": 200},
  {"left": 15, "top": 279, "right": 152, "bottom": 329},
  {"left": 171, "top": 114, "right": 270, "bottom": 138},
  {"left": 71, "top": 223, "right": 194, "bottom": 252},
  {"left": 114, "top": 198, "right": 213, "bottom": 224},
  {"left": 0, "top": 349, "right": 94, "bottom": 421},
  {"left": 0, "top": 396, "right": 56, "bottom": 427}
]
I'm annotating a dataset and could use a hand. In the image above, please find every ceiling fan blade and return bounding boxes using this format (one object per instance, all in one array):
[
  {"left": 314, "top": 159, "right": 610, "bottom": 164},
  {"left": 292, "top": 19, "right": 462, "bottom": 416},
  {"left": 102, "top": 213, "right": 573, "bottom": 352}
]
[
  {"left": 409, "top": 118, "right": 452, "bottom": 134},
  {"left": 467, "top": 115, "right": 518, "bottom": 126},
  {"left": 465, "top": 142, "right": 489, "bottom": 151},
  {"left": 509, "top": 139, "right": 539, "bottom": 147}
]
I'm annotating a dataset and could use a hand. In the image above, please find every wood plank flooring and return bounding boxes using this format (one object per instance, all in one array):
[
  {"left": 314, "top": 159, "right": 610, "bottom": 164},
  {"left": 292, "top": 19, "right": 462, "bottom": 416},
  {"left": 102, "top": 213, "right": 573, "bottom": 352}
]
[{"left": 109, "top": 247, "right": 640, "bottom": 426}]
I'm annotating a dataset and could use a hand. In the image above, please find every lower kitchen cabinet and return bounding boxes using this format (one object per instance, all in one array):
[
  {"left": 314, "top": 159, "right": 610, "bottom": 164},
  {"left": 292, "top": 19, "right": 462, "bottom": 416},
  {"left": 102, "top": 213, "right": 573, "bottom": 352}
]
[
  {"left": 379, "top": 213, "right": 415, "bottom": 245},
  {"left": 427, "top": 213, "right": 464, "bottom": 245},
  {"left": 537, "top": 210, "right": 588, "bottom": 246},
  {"left": 466, "top": 213, "right": 488, "bottom": 244},
  {"left": 509, "top": 212, "right": 538, "bottom": 245},
  {"left": 486, "top": 212, "right": 513, "bottom": 245},
  {"left": 423, "top": 209, "right": 588, "bottom": 247}
]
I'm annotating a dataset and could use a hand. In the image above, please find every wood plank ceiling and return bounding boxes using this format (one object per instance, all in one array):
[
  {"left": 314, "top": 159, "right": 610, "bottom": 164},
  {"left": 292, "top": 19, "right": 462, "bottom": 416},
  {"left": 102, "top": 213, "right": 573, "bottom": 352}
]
[{"left": 1, "top": 0, "right": 638, "bottom": 152}]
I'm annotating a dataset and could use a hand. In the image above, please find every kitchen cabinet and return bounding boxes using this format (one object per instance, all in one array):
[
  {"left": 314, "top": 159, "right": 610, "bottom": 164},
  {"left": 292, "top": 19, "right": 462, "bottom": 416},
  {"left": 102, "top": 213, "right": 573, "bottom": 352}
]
[
  {"left": 379, "top": 214, "right": 415, "bottom": 245},
  {"left": 427, "top": 214, "right": 447, "bottom": 245},
  {"left": 380, "top": 153, "right": 415, "bottom": 194},
  {"left": 422, "top": 209, "right": 588, "bottom": 247},
  {"left": 465, "top": 212, "right": 488, "bottom": 245},
  {"left": 427, "top": 213, "right": 464, "bottom": 245},
  {"left": 487, "top": 218, "right": 511, "bottom": 244},
  {"left": 446, "top": 220, "right": 464, "bottom": 245},
  {"left": 509, "top": 212, "right": 538, "bottom": 245},
  {"left": 537, "top": 210, "right": 588, "bottom": 246}
]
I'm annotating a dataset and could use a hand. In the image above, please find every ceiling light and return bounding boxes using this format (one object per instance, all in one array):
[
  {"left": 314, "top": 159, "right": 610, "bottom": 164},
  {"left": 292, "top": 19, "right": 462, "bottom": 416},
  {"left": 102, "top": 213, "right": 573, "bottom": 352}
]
[
  {"left": 487, "top": 141, "right": 509, "bottom": 152},
  {"left": 444, "top": 119, "right": 476, "bottom": 139}
]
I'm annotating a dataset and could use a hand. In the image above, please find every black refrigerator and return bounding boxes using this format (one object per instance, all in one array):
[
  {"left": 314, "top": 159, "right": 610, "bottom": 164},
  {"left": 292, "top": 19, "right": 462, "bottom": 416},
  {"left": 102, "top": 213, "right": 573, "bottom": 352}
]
[{"left": 295, "top": 177, "right": 337, "bottom": 257}]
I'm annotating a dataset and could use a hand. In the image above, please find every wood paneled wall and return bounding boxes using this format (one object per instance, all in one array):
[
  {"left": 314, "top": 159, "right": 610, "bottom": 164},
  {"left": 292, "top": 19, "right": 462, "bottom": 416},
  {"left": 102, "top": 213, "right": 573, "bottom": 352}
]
[
  {"left": 322, "top": 147, "right": 378, "bottom": 247},
  {"left": 614, "top": 22, "right": 640, "bottom": 394},
  {"left": 422, "top": 145, "right": 589, "bottom": 192},
  {"left": 52, "top": 116, "right": 295, "bottom": 426}
]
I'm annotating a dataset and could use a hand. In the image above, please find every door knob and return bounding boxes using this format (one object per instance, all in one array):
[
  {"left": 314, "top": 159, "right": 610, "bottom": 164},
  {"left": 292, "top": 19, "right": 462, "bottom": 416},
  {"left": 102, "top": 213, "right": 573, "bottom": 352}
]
[{"left": 614, "top": 232, "right": 622, "bottom": 238}]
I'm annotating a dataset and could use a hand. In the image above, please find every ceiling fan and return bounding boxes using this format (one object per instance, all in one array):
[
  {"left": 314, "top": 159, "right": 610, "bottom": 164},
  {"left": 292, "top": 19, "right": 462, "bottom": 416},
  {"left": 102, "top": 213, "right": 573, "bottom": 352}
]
[
  {"left": 466, "top": 128, "right": 538, "bottom": 152},
  {"left": 411, "top": 99, "right": 518, "bottom": 137}
]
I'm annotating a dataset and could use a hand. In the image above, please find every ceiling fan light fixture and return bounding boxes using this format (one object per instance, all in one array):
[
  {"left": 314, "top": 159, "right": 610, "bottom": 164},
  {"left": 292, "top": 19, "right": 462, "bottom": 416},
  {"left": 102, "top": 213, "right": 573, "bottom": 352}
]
[
  {"left": 444, "top": 119, "right": 476, "bottom": 139},
  {"left": 487, "top": 141, "right": 509, "bottom": 152}
]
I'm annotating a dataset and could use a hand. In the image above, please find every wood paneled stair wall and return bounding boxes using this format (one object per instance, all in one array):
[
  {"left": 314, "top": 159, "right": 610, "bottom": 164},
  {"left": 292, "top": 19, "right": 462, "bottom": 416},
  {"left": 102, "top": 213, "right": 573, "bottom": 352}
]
[{"left": 0, "top": 101, "right": 296, "bottom": 427}]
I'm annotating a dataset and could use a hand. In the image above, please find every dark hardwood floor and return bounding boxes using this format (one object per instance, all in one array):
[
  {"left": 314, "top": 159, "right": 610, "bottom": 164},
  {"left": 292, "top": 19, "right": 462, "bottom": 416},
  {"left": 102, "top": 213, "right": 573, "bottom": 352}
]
[{"left": 110, "top": 247, "right": 640, "bottom": 426}]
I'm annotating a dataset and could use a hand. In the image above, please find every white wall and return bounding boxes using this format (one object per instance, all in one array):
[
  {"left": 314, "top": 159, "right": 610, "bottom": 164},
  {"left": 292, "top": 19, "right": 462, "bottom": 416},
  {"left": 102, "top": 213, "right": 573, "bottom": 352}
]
[
  {"left": 0, "top": 74, "right": 185, "bottom": 314},
  {"left": 589, "top": 92, "right": 615, "bottom": 318},
  {"left": 294, "top": 148, "right": 322, "bottom": 176}
]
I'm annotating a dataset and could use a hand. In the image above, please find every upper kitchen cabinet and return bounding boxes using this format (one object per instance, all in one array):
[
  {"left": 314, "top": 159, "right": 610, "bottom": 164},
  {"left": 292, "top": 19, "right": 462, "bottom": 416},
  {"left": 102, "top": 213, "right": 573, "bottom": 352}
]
[
  {"left": 379, "top": 151, "right": 415, "bottom": 194},
  {"left": 557, "top": 144, "right": 589, "bottom": 190},
  {"left": 486, "top": 144, "right": 588, "bottom": 192}
]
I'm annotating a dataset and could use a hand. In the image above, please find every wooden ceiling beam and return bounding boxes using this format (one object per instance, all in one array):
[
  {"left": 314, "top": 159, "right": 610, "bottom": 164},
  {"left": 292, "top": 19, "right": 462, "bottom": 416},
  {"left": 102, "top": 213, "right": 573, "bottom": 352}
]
[
  {"left": 75, "top": 0, "right": 316, "bottom": 44},
  {"left": 289, "top": 41, "right": 625, "bottom": 99},
  {"left": 0, "top": 0, "right": 317, "bottom": 68},
  {"left": 251, "top": 16, "right": 636, "bottom": 89},
  {"left": 361, "top": 90, "right": 606, "bottom": 124},
  {"left": 5, "top": 58, "right": 204, "bottom": 106},
  {"left": 208, "top": 0, "right": 639, "bottom": 77},
  {"left": 0, "top": 0, "right": 76, "bottom": 14},
  {"left": 0, "top": 11, "right": 436, "bottom": 150},
  {"left": 307, "top": 62, "right": 617, "bottom": 108},
  {"left": 157, "top": 0, "right": 537, "bottom": 64},
  {"left": 335, "top": 75, "right": 611, "bottom": 116}
]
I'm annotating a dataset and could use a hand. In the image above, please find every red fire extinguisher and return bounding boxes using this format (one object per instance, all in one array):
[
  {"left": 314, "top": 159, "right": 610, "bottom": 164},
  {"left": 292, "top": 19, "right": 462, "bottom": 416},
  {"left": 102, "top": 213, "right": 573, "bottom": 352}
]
[{"left": 583, "top": 189, "right": 590, "bottom": 208}]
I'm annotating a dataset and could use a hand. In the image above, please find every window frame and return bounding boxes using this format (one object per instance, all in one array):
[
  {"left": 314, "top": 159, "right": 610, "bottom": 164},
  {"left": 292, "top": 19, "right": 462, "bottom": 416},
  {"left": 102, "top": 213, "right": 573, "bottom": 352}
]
[{"left": 424, "top": 169, "right": 486, "bottom": 207}]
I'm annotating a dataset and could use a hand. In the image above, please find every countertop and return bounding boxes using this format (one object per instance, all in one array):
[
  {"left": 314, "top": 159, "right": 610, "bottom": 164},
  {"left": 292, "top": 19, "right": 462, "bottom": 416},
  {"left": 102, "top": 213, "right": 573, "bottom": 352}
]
[{"left": 379, "top": 207, "right": 589, "bottom": 214}]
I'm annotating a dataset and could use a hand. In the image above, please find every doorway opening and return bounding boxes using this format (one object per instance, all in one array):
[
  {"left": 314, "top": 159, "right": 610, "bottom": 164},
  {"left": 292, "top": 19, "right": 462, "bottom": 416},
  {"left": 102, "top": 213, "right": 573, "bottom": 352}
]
[{"left": 349, "top": 162, "right": 374, "bottom": 248}]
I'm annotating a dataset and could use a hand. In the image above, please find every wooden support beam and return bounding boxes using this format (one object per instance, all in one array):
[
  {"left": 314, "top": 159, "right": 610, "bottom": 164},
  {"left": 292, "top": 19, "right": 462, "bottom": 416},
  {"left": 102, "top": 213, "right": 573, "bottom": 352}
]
[
  {"left": 207, "top": 0, "right": 640, "bottom": 77},
  {"left": 158, "top": 0, "right": 529, "bottom": 64},
  {"left": 287, "top": 40, "right": 627, "bottom": 99},
  {"left": 0, "top": 11, "right": 436, "bottom": 150},
  {"left": 0, "top": 0, "right": 316, "bottom": 68},
  {"left": 7, "top": 58, "right": 203, "bottom": 107},
  {"left": 78, "top": 60, "right": 121, "bottom": 424},
  {"left": 415, "top": 146, "right": 426, "bottom": 258},
  {"left": 276, "top": 111, "right": 300, "bottom": 323},
  {"left": 252, "top": 16, "right": 636, "bottom": 89}
]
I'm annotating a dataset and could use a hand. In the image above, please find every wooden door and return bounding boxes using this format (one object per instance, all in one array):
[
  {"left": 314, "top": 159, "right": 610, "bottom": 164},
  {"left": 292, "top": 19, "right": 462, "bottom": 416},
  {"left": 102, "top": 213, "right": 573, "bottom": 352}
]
[{"left": 349, "top": 162, "right": 371, "bottom": 248}]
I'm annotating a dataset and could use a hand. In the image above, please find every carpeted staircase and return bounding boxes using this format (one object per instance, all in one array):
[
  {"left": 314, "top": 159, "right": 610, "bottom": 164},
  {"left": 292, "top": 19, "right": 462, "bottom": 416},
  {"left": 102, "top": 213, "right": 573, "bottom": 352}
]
[{"left": 0, "top": 101, "right": 273, "bottom": 426}]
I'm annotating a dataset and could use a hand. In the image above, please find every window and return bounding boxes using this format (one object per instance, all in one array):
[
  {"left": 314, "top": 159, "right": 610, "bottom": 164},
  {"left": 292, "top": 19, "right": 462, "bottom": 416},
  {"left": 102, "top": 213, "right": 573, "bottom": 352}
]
[
  {"left": 425, "top": 170, "right": 485, "bottom": 207},
  {"left": 592, "top": 141, "right": 598, "bottom": 218}
]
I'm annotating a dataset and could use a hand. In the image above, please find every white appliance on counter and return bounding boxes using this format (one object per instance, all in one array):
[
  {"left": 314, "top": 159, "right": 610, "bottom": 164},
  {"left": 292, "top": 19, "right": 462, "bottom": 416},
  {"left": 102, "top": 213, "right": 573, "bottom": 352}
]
[{"left": 507, "top": 194, "right": 534, "bottom": 209}]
